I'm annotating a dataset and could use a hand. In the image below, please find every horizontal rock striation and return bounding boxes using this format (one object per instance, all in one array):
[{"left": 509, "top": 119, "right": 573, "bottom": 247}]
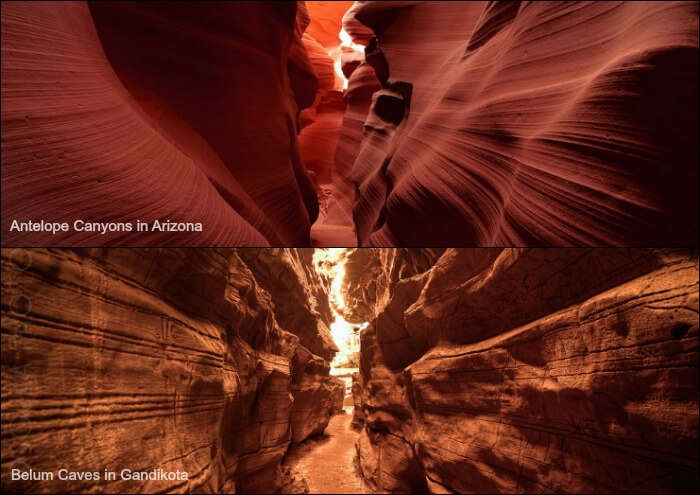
[
  {"left": 1, "top": 2, "right": 320, "bottom": 246},
  {"left": 1, "top": 248, "right": 343, "bottom": 493},
  {"left": 347, "top": 248, "right": 699, "bottom": 493},
  {"left": 341, "top": 1, "right": 698, "bottom": 246},
  {"left": 237, "top": 248, "right": 337, "bottom": 361}
]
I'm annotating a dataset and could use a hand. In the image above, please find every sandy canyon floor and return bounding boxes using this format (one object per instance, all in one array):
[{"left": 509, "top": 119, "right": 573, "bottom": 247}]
[{"left": 284, "top": 408, "right": 370, "bottom": 494}]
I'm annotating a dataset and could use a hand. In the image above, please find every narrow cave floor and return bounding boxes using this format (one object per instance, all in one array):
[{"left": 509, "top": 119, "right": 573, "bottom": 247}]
[{"left": 284, "top": 407, "right": 369, "bottom": 494}]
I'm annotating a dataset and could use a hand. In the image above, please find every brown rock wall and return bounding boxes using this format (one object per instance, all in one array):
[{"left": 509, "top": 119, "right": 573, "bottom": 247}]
[
  {"left": 1, "top": 248, "right": 343, "bottom": 493},
  {"left": 349, "top": 248, "right": 699, "bottom": 493}
]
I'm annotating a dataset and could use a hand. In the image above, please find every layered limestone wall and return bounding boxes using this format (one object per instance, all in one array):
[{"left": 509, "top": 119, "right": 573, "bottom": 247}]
[
  {"left": 346, "top": 248, "right": 699, "bottom": 493},
  {"left": 1, "top": 248, "right": 343, "bottom": 493}
]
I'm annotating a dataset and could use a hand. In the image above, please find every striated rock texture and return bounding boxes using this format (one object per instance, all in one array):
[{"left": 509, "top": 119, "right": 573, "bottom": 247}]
[
  {"left": 1, "top": 2, "right": 320, "bottom": 246},
  {"left": 238, "top": 248, "right": 337, "bottom": 361},
  {"left": 341, "top": 247, "right": 445, "bottom": 324},
  {"left": 340, "top": 1, "right": 698, "bottom": 246},
  {"left": 1, "top": 248, "right": 343, "bottom": 493},
  {"left": 346, "top": 248, "right": 699, "bottom": 493}
]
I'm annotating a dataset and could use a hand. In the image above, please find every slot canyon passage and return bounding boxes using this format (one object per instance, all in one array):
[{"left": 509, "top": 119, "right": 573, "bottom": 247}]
[
  {"left": 1, "top": 247, "right": 698, "bottom": 494},
  {"left": 1, "top": 1, "right": 699, "bottom": 246}
]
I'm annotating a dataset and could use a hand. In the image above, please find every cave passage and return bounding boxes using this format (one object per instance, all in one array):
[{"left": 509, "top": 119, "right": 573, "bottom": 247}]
[
  {"left": 283, "top": 405, "right": 368, "bottom": 494},
  {"left": 313, "top": 248, "right": 368, "bottom": 392},
  {"left": 1, "top": 247, "right": 699, "bottom": 493},
  {"left": 301, "top": 1, "right": 366, "bottom": 247}
]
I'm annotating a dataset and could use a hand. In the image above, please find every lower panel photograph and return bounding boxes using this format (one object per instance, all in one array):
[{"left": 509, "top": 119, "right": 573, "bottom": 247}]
[{"left": 1, "top": 248, "right": 698, "bottom": 494}]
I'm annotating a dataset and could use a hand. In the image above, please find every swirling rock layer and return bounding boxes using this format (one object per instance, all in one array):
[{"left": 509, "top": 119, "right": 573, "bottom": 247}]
[
  {"left": 298, "top": 1, "right": 352, "bottom": 189},
  {"left": 1, "top": 2, "right": 319, "bottom": 246},
  {"left": 341, "top": 1, "right": 698, "bottom": 246},
  {"left": 1, "top": 248, "right": 343, "bottom": 493},
  {"left": 347, "top": 248, "right": 699, "bottom": 493},
  {"left": 2, "top": 2, "right": 698, "bottom": 247}
]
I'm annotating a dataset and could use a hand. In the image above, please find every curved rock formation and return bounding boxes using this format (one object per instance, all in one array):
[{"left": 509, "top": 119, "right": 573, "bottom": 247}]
[
  {"left": 305, "top": 1, "right": 355, "bottom": 49},
  {"left": 1, "top": 2, "right": 319, "bottom": 246},
  {"left": 3, "top": 2, "right": 696, "bottom": 247},
  {"left": 339, "top": 1, "right": 698, "bottom": 246},
  {"left": 299, "top": 1, "right": 359, "bottom": 246},
  {"left": 311, "top": 3, "right": 380, "bottom": 246},
  {"left": 297, "top": 39, "right": 345, "bottom": 188},
  {"left": 345, "top": 248, "right": 699, "bottom": 493},
  {"left": 1, "top": 248, "right": 343, "bottom": 493}
]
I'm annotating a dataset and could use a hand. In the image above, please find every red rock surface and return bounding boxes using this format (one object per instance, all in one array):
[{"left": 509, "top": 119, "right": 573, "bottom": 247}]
[
  {"left": 1, "top": 2, "right": 320, "bottom": 246},
  {"left": 340, "top": 1, "right": 699, "bottom": 246},
  {"left": 298, "top": 7, "right": 345, "bottom": 189},
  {"left": 346, "top": 248, "right": 699, "bottom": 492},
  {"left": 305, "top": 1, "right": 355, "bottom": 49},
  {"left": 300, "top": 2, "right": 358, "bottom": 246},
  {"left": 1, "top": 248, "right": 343, "bottom": 493},
  {"left": 310, "top": 3, "right": 380, "bottom": 246},
  {"left": 4, "top": 2, "right": 695, "bottom": 247}
]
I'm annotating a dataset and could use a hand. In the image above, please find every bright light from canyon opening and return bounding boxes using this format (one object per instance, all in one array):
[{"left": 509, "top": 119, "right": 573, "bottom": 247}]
[
  {"left": 312, "top": 248, "right": 367, "bottom": 385},
  {"left": 331, "top": 27, "right": 365, "bottom": 90}
]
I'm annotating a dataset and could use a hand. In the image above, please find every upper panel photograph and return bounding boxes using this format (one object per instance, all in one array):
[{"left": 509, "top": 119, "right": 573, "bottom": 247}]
[{"left": 1, "top": 1, "right": 698, "bottom": 247}]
